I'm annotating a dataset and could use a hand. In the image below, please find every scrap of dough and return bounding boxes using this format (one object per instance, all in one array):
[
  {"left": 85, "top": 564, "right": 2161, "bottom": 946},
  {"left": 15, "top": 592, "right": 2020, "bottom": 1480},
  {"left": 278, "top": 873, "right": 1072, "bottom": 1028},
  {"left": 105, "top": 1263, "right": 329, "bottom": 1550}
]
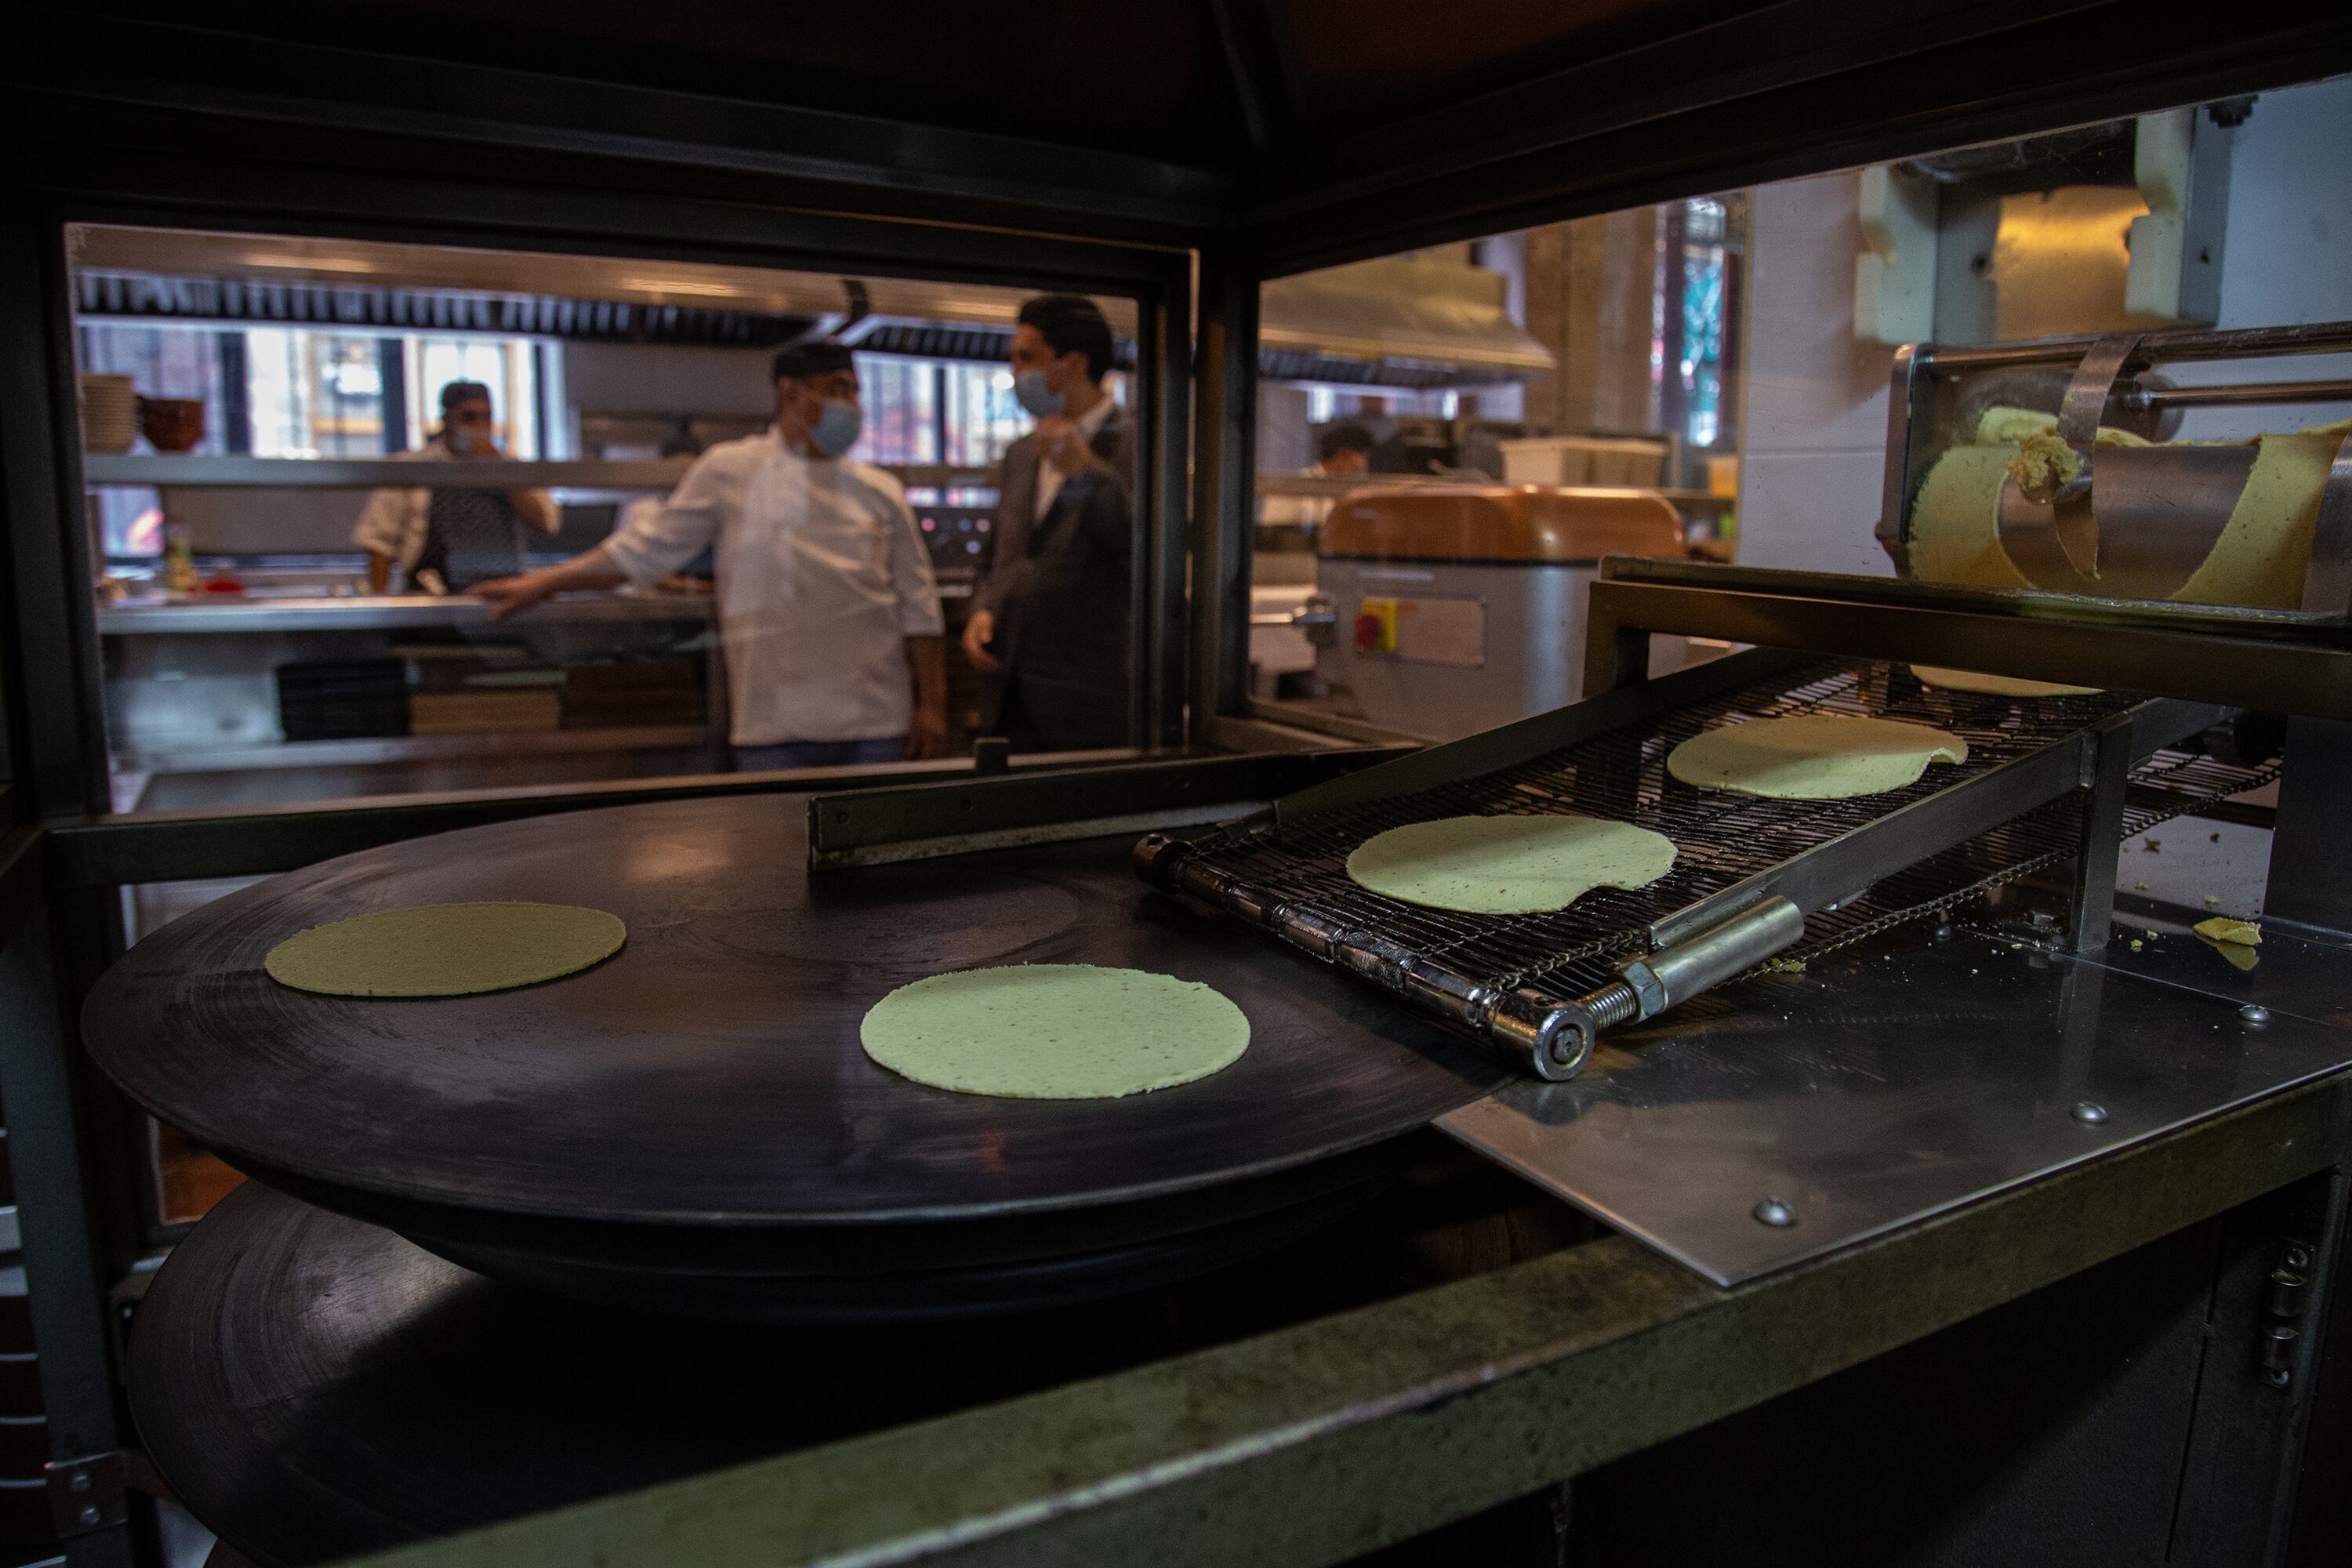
[
  {"left": 860, "top": 964, "right": 1247, "bottom": 1100},
  {"left": 1911, "top": 665, "right": 2099, "bottom": 698},
  {"left": 1345, "top": 814, "right": 1676, "bottom": 916},
  {"left": 264, "top": 902, "right": 626, "bottom": 997},
  {"left": 1668, "top": 715, "right": 1968, "bottom": 799},
  {"left": 2193, "top": 916, "right": 2260, "bottom": 946}
]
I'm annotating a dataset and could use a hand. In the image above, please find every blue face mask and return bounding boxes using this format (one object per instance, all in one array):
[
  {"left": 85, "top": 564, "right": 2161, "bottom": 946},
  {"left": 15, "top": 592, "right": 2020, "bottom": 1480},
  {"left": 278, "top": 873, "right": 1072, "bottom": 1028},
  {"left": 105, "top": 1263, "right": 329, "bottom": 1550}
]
[
  {"left": 808, "top": 398, "right": 862, "bottom": 458},
  {"left": 1013, "top": 368, "right": 1065, "bottom": 419}
]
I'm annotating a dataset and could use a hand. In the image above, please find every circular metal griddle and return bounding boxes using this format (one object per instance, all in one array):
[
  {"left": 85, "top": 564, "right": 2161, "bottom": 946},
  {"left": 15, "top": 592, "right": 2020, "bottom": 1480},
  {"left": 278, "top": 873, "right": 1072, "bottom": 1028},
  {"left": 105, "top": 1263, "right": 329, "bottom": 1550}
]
[
  {"left": 86, "top": 796, "right": 1507, "bottom": 1319},
  {"left": 134, "top": 1181, "right": 1208, "bottom": 1566}
]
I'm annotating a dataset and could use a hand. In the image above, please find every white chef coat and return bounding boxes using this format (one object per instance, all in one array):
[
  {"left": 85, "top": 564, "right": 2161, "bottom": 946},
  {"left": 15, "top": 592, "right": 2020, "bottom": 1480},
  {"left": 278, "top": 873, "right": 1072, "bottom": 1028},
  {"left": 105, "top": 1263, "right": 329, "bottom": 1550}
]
[
  {"left": 602, "top": 428, "right": 943, "bottom": 746},
  {"left": 1032, "top": 387, "right": 1121, "bottom": 522}
]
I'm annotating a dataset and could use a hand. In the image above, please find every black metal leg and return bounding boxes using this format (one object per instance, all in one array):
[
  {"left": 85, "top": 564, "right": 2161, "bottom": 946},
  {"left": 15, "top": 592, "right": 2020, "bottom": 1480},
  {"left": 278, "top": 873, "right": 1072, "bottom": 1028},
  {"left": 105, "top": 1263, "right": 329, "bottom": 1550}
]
[{"left": 2070, "top": 716, "right": 2133, "bottom": 953}]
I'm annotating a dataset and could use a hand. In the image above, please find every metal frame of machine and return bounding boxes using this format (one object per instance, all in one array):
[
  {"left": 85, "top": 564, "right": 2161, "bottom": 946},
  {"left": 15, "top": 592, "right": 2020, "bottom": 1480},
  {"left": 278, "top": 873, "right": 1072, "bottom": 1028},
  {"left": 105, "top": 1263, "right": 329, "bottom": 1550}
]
[
  {"left": 1138, "top": 647, "right": 2244, "bottom": 1080},
  {"left": 3, "top": 10, "right": 2352, "bottom": 1568}
]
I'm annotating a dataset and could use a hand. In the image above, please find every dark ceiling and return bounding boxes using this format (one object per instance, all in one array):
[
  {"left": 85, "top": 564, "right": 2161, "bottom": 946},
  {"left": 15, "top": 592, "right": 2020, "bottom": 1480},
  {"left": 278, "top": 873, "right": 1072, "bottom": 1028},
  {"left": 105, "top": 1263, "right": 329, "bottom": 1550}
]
[{"left": 16, "top": 1, "right": 2352, "bottom": 273}]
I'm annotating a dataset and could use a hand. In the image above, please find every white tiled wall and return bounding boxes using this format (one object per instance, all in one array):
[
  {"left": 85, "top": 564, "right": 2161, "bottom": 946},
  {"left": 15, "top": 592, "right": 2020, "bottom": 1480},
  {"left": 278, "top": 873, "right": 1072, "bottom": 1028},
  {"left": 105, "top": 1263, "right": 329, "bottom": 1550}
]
[{"left": 1732, "top": 171, "right": 1898, "bottom": 576}]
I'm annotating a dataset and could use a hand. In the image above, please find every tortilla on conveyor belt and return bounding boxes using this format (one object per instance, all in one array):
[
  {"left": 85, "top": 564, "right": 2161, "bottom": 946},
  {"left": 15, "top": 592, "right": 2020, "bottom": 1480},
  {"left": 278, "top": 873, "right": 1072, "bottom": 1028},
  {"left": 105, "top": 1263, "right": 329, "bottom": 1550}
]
[
  {"left": 1911, "top": 665, "right": 2099, "bottom": 698},
  {"left": 860, "top": 964, "right": 1249, "bottom": 1099},
  {"left": 1668, "top": 714, "right": 1968, "bottom": 799},
  {"left": 1345, "top": 815, "right": 1677, "bottom": 916},
  {"left": 263, "top": 902, "right": 626, "bottom": 997}
]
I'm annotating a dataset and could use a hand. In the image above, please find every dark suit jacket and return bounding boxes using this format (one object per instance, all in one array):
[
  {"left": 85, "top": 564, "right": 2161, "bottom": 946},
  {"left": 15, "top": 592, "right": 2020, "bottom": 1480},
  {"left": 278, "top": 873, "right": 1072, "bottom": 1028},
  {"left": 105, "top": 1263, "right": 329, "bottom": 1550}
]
[{"left": 974, "top": 406, "right": 1135, "bottom": 746}]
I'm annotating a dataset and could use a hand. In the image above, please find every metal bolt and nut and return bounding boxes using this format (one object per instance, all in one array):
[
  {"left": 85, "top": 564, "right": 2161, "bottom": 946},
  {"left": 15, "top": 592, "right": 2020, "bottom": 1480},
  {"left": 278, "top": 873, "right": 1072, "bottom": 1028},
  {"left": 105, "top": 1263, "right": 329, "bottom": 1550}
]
[
  {"left": 77, "top": 1504, "right": 100, "bottom": 1527},
  {"left": 1752, "top": 1197, "right": 1796, "bottom": 1228},
  {"left": 2071, "top": 1102, "right": 2109, "bottom": 1125}
]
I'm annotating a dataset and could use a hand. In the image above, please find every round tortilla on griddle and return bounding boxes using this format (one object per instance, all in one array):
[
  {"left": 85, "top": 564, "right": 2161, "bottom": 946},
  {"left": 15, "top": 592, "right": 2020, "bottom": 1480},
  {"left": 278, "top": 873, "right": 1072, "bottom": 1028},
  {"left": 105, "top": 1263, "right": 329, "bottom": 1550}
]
[
  {"left": 1911, "top": 665, "right": 2098, "bottom": 698},
  {"left": 1668, "top": 714, "right": 1968, "bottom": 800},
  {"left": 1346, "top": 814, "right": 1677, "bottom": 916},
  {"left": 861, "top": 964, "right": 1249, "bottom": 1099},
  {"left": 264, "top": 902, "right": 626, "bottom": 997}
]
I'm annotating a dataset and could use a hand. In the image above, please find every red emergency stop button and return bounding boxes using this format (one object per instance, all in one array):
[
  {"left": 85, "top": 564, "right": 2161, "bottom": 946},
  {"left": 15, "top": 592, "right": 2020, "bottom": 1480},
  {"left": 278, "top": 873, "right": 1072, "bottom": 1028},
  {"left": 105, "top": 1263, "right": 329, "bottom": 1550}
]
[{"left": 1356, "top": 612, "right": 1383, "bottom": 651}]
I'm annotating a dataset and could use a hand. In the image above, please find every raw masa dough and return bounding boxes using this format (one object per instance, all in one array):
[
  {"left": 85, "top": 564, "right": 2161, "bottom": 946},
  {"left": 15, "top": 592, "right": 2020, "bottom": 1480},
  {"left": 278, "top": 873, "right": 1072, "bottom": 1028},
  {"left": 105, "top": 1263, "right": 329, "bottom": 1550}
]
[
  {"left": 1345, "top": 814, "right": 1677, "bottom": 916},
  {"left": 263, "top": 902, "right": 626, "bottom": 997},
  {"left": 860, "top": 964, "right": 1248, "bottom": 1099},
  {"left": 1911, "top": 665, "right": 2099, "bottom": 699},
  {"left": 1668, "top": 714, "right": 1968, "bottom": 799},
  {"left": 1909, "top": 410, "right": 2350, "bottom": 609}
]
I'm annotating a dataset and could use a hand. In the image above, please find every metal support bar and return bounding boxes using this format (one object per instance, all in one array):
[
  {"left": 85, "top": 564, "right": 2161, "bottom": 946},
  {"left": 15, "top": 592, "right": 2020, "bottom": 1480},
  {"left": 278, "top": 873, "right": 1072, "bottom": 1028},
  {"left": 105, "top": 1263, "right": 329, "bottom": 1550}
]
[
  {"left": 2123, "top": 379, "right": 2352, "bottom": 410},
  {"left": 1140, "top": 261, "right": 1194, "bottom": 753},
  {"left": 2071, "top": 716, "right": 2136, "bottom": 953},
  {"left": 1582, "top": 564, "right": 2352, "bottom": 721},
  {"left": 2263, "top": 716, "right": 2352, "bottom": 944},
  {"left": 0, "top": 902, "right": 132, "bottom": 1566},
  {"left": 45, "top": 752, "right": 1171, "bottom": 889},
  {"left": 327, "top": 1072, "right": 2352, "bottom": 1568},
  {"left": 1189, "top": 248, "right": 1261, "bottom": 748},
  {"left": 810, "top": 748, "right": 1405, "bottom": 869}
]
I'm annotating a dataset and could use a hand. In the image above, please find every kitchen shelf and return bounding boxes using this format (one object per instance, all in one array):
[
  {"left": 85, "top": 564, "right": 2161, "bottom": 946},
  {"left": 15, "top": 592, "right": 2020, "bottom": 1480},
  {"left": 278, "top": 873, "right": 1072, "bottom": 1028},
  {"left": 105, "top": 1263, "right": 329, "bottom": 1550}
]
[
  {"left": 83, "top": 455, "right": 691, "bottom": 490},
  {"left": 124, "top": 724, "right": 712, "bottom": 775}
]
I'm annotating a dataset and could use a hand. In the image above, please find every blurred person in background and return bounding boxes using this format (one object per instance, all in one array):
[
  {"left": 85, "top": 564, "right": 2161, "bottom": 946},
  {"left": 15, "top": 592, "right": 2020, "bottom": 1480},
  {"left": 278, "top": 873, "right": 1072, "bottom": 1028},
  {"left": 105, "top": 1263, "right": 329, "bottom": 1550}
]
[
  {"left": 471, "top": 343, "right": 946, "bottom": 768},
  {"left": 1258, "top": 420, "right": 1376, "bottom": 529},
  {"left": 961, "top": 293, "right": 1133, "bottom": 752},
  {"left": 355, "top": 379, "right": 557, "bottom": 593}
]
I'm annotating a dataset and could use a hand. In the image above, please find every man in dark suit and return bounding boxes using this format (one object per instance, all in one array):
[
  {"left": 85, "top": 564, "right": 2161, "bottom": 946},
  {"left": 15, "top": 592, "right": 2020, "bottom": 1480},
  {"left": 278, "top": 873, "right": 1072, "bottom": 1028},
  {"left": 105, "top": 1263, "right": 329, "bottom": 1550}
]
[{"left": 962, "top": 294, "right": 1134, "bottom": 750}]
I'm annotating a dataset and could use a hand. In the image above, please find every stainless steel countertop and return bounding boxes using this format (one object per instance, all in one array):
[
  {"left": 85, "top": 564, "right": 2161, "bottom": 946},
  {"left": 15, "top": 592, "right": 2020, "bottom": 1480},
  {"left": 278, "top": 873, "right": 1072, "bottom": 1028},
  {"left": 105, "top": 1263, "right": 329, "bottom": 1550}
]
[{"left": 95, "top": 591, "right": 717, "bottom": 633}]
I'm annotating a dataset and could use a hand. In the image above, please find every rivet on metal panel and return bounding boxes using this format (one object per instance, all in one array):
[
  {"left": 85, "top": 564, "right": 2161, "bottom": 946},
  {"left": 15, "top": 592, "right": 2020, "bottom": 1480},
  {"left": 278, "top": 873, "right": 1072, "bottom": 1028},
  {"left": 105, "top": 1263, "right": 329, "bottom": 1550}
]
[
  {"left": 2071, "top": 1102, "right": 2110, "bottom": 1125},
  {"left": 2241, "top": 1004, "right": 2272, "bottom": 1027},
  {"left": 1751, "top": 1197, "right": 1796, "bottom": 1228},
  {"left": 42, "top": 1453, "right": 125, "bottom": 1536}
]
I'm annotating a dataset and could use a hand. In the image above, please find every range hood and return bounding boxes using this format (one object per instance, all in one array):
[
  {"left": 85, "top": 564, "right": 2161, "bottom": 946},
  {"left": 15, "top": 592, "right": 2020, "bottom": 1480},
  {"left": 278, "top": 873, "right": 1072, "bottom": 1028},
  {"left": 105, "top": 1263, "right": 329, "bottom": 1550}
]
[
  {"left": 71, "top": 225, "right": 1551, "bottom": 387},
  {"left": 1258, "top": 255, "right": 1554, "bottom": 388}
]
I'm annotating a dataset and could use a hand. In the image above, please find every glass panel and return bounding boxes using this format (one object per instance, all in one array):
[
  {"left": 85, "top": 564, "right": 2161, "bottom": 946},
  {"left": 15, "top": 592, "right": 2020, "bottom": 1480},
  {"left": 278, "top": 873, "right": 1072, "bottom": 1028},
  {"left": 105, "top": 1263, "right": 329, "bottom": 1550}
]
[
  {"left": 1247, "top": 72, "right": 2352, "bottom": 742},
  {"left": 71, "top": 223, "right": 1149, "bottom": 826}
]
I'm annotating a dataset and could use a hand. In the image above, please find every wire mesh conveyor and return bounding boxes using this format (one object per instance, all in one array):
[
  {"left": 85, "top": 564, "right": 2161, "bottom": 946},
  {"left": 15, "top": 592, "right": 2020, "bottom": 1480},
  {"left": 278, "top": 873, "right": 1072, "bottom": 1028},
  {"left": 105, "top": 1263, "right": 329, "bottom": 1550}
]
[{"left": 1138, "top": 650, "right": 2277, "bottom": 1081}]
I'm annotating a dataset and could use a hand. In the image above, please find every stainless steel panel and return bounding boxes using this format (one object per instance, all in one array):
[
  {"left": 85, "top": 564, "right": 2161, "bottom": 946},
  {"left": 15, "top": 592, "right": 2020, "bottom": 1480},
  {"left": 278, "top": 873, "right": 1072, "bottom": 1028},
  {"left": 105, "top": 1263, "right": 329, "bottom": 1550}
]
[
  {"left": 1313, "top": 557, "right": 1695, "bottom": 742},
  {"left": 1439, "top": 921, "right": 2352, "bottom": 1286},
  {"left": 96, "top": 593, "right": 713, "bottom": 634},
  {"left": 83, "top": 456, "right": 688, "bottom": 490}
]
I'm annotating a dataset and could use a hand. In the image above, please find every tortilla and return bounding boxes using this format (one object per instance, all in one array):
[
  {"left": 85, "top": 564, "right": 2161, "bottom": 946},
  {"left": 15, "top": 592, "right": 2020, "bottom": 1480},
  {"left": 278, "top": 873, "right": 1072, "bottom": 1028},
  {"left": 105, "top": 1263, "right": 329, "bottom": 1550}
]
[
  {"left": 263, "top": 902, "right": 626, "bottom": 997},
  {"left": 1668, "top": 714, "right": 1968, "bottom": 799},
  {"left": 2193, "top": 916, "right": 2260, "bottom": 946},
  {"left": 861, "top": 964, "right": 1248, "bottom": 1099},
  {"left": 1346, "top": 814, "right": 1676, "bottom": 916},
  {"left": 1911, "top": 665, "right": 2099, "bottom": 698}
]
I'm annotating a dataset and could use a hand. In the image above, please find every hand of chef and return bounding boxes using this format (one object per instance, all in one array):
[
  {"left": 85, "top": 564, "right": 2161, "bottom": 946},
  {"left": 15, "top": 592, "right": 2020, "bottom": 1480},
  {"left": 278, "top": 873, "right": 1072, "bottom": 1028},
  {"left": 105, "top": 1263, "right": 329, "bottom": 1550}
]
[
  {"left": 961, "top": 608, "right": 1000, "bottom": 672},
  {"left": 1034, "top": 416, "right": 1094, "bottom": 478},
  {"left": 470, "top": 572, "right": 553, "bottom": 620},
  {"left": 906, "top": 702, "right": 949, "bottom": 760}
]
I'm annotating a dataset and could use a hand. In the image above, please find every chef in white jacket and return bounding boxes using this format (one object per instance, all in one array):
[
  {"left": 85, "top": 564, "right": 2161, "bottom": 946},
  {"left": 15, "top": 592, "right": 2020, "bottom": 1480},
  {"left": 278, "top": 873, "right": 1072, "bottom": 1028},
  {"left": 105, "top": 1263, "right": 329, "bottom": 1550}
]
[{"left": 472, "top": 342, "right": 947, "bottom": 768}]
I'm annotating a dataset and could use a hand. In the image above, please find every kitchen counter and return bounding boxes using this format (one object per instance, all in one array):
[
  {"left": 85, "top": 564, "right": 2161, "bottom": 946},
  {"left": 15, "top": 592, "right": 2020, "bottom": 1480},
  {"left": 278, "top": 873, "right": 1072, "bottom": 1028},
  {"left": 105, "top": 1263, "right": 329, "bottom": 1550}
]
[{"left": 96, "top": 590, "right": 717, "bottom": 635}]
